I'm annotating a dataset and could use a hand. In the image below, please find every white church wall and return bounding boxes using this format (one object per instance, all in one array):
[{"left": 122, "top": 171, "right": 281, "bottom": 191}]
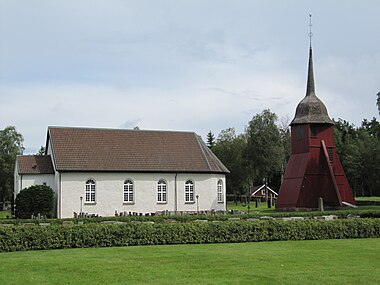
[
  {"left": 15, "top": 174, "right": 55, "bottom": 195},
  {"left": 59, "top": 172, "right": 226, "bottom": 218}
]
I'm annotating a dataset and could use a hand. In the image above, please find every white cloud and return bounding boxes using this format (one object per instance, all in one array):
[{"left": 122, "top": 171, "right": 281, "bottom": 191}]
[
  {"left": 0, "top": 49, "right": 306, "bottom": 154},
  {"left": 1, "top": 1, "right": 379, "bottom": 153},
  {"left": 317, "top": 52, "right": 380, "bottom": 125}
]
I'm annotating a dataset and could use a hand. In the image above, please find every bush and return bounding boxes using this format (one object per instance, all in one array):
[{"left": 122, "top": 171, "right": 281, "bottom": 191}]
[
  {"left": 1, "top": 219, "right": 380, "bottom": 252},
  {"left": 15, "top": 185, "right": 55, "bottom": 219}
]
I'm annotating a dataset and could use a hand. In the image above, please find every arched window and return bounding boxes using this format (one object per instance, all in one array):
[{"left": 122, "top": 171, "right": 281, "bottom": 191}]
[
  {"left": 185, "top": 180, "right": 194, "bottom": 203},
  {"left": 85, "top": 179, "right": 96, "bottom": 203},
  {"left": 157, "top": 179, "right": 167, "bottom": 203},
  {"left": 217, "top": 180, "right": 223, "bottom": 203},
  {"left": 124, "top": 179, "right": 134, "bottom": 203}
]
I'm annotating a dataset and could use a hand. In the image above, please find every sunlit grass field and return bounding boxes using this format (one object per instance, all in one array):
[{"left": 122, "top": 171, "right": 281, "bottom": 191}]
[{"left": 0, "top": 239, "right": 379, "bottom": 285}]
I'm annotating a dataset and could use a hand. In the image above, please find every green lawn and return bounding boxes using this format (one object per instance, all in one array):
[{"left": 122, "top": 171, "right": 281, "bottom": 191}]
[
  {"left": 0, "top": 211, "right": 11, "bottom": 219},
  {"left": 227, "top": 201, "right": 380, "bottom": 215},
  {"left": 227, "top": 201, "right": 273, "bottom": 212},
  {"left": 355, "top": 197, "right": 380, "bottom": 201},
  {"left": 0, "top": 239, "right": 379, "bottom": 285}
]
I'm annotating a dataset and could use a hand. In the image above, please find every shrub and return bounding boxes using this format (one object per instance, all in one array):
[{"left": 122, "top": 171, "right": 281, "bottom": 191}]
[
  {"left": 15, "top": 185, "right": 55, "bottom": 219},
  {"left": 1, "top": 219, "right": 380, "bottom": 252}
]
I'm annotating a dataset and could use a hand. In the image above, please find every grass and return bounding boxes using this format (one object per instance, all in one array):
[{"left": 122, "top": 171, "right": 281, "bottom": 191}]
[
  {"left": 0, "top": 211, "right": 11, "bottom": 219},
  {"left": 0, "top": 239, "right": 379, "bottom": 285},
  {"left": 227, "top": 201, "right": 380, "bottom": 215},
  {"left": 227, "top": 200, "right": 272, "bottom": 212},
  {"left": 355, "top": 197, "right": 380, "bottom": 201}
]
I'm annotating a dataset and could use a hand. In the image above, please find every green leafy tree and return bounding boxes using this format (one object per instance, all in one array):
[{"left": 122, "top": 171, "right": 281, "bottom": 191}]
[
  {"left": 278, "top": 116, "right": 291, "bottom": 181},
  {"left": 334, "top": 118, "right": 380, "bottom": 197},
  {"left": 334, "top": 120, "right": 361, "bottom": 196},
  {"left": 212, "top": 128, "right": 248, "bottom": 198},
  {"left": 244, "top": 109, "right": 284, "bottom": 188},
  {"left": 361, "top": 117, "right": 380, "bottom": 139},
  {"left": 0, "top": 126, "right": 24, "bottom": 210},
  {"left": 377, "top": 91, "right": 380, "bottom": 115},
  {"left": 15, "top": 184, "right": 55, "bottom": 219},
  {"left": 357, "top": 122, "right": 380, "bottom": 197}
]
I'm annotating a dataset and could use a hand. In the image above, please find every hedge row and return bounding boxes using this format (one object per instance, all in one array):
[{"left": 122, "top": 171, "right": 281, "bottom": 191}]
[{"left": 1, "top": 219, "right": 380, "bottom": 252}]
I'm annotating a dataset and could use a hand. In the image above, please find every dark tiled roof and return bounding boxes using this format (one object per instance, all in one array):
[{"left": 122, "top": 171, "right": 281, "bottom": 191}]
[
  {"left": 17, "top": 155, "right": 54, "bottom": 174},
  {"left": 47, "top": 127, "right": 229, "bottom": 174}
]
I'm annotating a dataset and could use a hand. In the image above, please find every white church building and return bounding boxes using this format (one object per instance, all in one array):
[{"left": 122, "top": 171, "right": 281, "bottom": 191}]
[{"left": 14, "top": 127, "right": 229, "bottom": 218}]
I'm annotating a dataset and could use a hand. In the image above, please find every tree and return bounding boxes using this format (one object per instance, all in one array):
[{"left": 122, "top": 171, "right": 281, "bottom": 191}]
[
  {"left": 358, "top": 119, "right": 380, "bottom": 196},
  {"left": 212, "top": 128, "right": 248, "bottom": 198},
  {"left": 244, "top": 109, "right": 283, "bottom": 188},
  {"left": 206, "top": 131, "right": 216, "bottom": 148},
  {"left": 334, "top": 118, "right": 380, "bottom": 197},
  {"left": 377, "top": 91, "right": 380, "bottom": 115},
  {"left": 334, "top": 119, "right": 361, "bottom": 196},
  {"left": 15, "top": 185, "right": 55, "bottom": 219},
  {"left": 37, "top": 146, "right": 46, "bottom": 155},
  {"left": 278, "top": 116, "right": 291, "bottom": 181},
  {"left": 362, "top": 117, "right": 380, "bottom": 139},
  {"left": 0, "top": 126, "right": 24, "bottom": 210}
]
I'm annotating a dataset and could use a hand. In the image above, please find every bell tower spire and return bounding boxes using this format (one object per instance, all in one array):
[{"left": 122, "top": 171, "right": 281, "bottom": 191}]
[
  {"left": 308, "top": 14, "right": 313, "bottom": 48},
  {"left": 306, "top": 14, "right": 315, "bottom": 97},
  {"left": 276, "top": 15, "right": 356, "bottom": 210},
  {"left": 290, "top": 15, "right": 333, "bottom": 126},
  {"left": 306, "top": 44, "right": 316, "bottom": 97}
]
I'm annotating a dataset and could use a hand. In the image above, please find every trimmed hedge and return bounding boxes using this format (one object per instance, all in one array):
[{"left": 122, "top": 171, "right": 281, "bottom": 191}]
[{"left": 1, "top": 219, "right": 380, "bottom": 252}]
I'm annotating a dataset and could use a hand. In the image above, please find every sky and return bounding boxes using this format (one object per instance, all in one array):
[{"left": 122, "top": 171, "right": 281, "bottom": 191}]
[{"left": 1, "top": 0, "right": 379, "bottom": 154}]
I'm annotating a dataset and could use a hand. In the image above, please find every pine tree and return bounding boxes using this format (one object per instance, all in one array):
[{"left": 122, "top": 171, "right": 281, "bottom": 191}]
[{"left": 206, "top": 131, "right": 215, "bottom": 148}]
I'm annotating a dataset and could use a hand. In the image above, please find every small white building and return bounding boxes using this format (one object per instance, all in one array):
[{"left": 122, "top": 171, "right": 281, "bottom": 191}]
[{"left": 15, "top": 127, "right": 229, "bottom": 218}]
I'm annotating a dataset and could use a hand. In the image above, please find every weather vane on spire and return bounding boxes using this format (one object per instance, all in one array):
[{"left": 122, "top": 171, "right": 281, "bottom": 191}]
[{"left": 308, "top": 14, "right": 313, "bottom": 47}]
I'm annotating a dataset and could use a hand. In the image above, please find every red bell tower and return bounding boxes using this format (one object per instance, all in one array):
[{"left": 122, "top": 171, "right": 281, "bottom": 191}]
[{"left": 276, "top": 43, "right": 355, "bottom": 209}]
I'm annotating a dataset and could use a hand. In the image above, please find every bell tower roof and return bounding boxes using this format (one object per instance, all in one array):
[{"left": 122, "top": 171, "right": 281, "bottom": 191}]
[{"left": 290, "top": 34, "right": 333, "bottom": 126}]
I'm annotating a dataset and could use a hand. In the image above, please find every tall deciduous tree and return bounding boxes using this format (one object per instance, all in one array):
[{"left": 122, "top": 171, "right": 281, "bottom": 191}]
[
  {"left": 0, "top": 126, "right": 24, "bottom": 209},
  {"left": 278, "top": 116, "right": 291, "bottom": 180},
  {"left": 212, "top": 128, "right": 248, "bottom": 197},
  {"left": 244, "top": 109, "right": 283, "bottom": 187},
  {"left": 358, "top": 119, "right": 380, "bottom": 197},
  {"left": 334, "top": 119, "right": 361, "bottom": 196},
  {"left": 335, "top": 118, "right": 380, "bottom": 197}
]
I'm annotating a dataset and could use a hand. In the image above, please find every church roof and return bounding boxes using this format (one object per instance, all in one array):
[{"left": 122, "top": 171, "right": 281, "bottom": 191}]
[
  {"left": 290, "top": 48, "right": 334, "bottom": 126},
  {"left": 17, "top": 155, "right": 54, "bottom": 174},
  {"left": 46, "top": 127, "right": 229, "bottom": 174}
]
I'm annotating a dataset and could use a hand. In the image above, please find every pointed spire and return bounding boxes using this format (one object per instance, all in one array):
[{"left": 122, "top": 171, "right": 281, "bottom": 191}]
[
  {"left": 290, "top": 15, "right": 334, "bottom": 126},
  {"left": 306, "top": 14, "right": 315, "bottom": 97},
  {"left": 308, "top": 14, "right": 313, "bottom": 48},
  {"left": 306, "top": 47, "right": 316, "bottom": 97}
]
